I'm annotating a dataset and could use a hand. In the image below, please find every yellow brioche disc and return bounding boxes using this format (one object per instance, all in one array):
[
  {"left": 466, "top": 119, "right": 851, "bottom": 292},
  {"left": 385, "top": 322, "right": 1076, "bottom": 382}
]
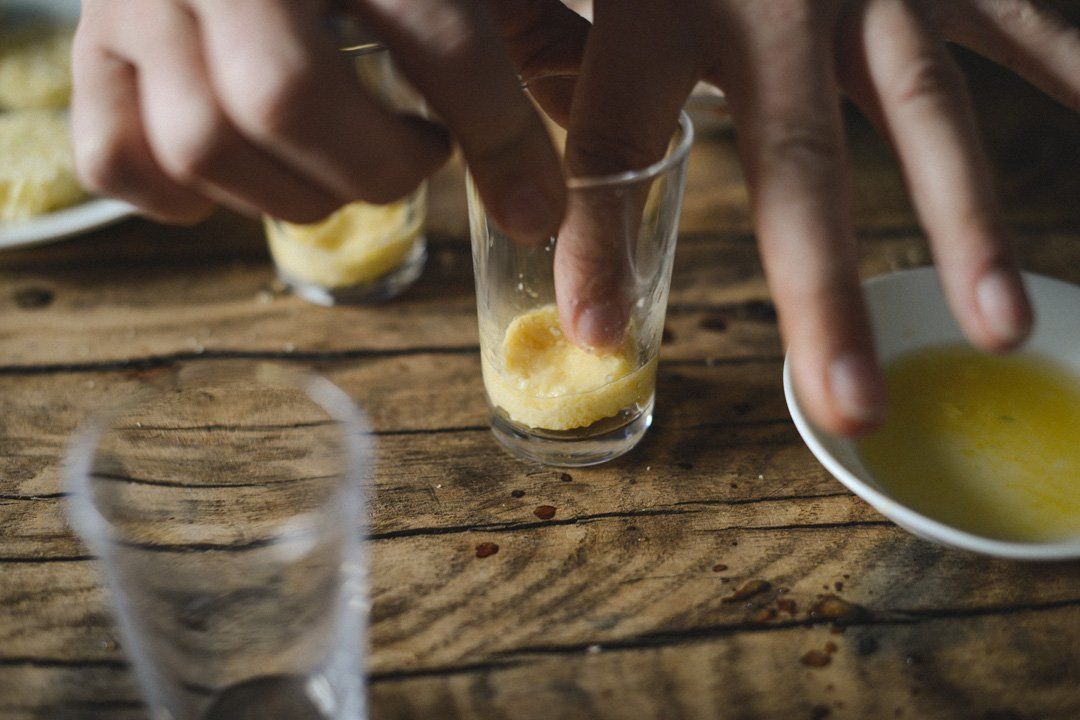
[
  {"left": 0, "top": 110, "right": 85, "bottom": 221},
  {"left": 482, "top": 305, "right": 657, "bottom": 431},
  {"left": 0, "top": 24, "right": 74, "bottom": 110},
  {"left": 265, "top": 198, "right": 423, "bottom": 287}
]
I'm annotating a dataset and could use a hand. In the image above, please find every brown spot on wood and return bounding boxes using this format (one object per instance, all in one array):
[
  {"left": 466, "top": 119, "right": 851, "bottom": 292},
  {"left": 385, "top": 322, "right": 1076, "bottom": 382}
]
[
  {"left": 722, "top": 579, "right": 771, "bottom": 603},
  {"left": 777, "top": 598, "right": 798, "bottom": 615},
  {"left": 834, "top": 581, "right": 844, "bottom": 592},
  {"left": 811, "top": 705, "right": 832, "bottom": 720},
  {"left": 510, "top": 489, "right": 525, "bottom": 498},
  {"left": 809, "top": 595, "right": 868, "bottom": 623},
  {"left": 534, "top": 505, "right": 556, "bottom": 520},
  {"left": 830, "top": 625, "right": 847, "bottom": 635},
  {"left": 699, "top": 314, "right": 728, "bottom": 332},
  {"left": 800, "top": 650, "right": 831, "bottom": 668},
  {"left": 712, "top": 563, "right": 728, "bottom": 572},
  {"left": 14, "top": 287, "right": 54, "bottom": 309},
  {"left": 825, "top": 641, "right": 838, "bottom": 654},
  {"left": 752, "top": 607, "right": 778, "bottom": 622},
  {"left": 475, "top": 542, "right": 499, "bottom": 558},
  {"left": 559, "top": 472, "right": 573, "bottom": 482},
  {"left": 662, "top": 327, "right": 675, "bottom": 343}
]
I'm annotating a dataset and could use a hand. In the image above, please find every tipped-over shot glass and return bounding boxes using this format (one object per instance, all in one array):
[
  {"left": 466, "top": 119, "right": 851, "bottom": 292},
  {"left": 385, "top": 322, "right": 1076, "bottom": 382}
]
[
  {"left": 264, "top": 38, "right": 428, "bottom": 306},
  {"left": 468, "top": 77, "right": 693, "bottom": 467},
  {"left": 66, "top": 363, "right": 371, "bottom": 720}
]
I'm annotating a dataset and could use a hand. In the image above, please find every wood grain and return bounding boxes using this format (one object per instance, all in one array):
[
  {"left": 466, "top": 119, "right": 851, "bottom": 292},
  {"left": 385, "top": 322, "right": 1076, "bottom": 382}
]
[{"left": 1, "top": 51, "right": 1079, "bottom": 720}]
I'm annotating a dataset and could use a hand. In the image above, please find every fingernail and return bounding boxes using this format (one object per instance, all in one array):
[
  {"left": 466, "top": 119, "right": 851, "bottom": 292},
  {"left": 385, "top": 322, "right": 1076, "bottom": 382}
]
[
  {"left": 976, "top": 269, "right": 1032, "bottom": 346},
  {"left": 574, "top": 304, "right": 625, "bottom": 349},
  {"left": 500, "top": 183, "right": 558, "bottom": 242},
  {"left": 828, "top": 353, "right": 886, "bottom": 426}
]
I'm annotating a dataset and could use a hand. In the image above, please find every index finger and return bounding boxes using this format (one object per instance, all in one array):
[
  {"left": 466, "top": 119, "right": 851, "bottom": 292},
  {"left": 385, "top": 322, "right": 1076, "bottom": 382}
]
[
  {"left": 557, "top": 1, "right": 698, "bottom": 348},
  {"left": 359, "top": 0, "right": 567, "bottom": 244}
]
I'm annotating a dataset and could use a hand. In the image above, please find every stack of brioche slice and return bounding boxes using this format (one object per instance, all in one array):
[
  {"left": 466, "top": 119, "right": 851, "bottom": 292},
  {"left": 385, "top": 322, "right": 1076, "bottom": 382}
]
[
  {"left": 0, "top": 23, "right": 85, "bottom": 221},
  {"left": 0, "top": 24, "right": 74, "bottom": 110},
  {"left": 0, "top": 109, "right": 84, "bottom": 221}
]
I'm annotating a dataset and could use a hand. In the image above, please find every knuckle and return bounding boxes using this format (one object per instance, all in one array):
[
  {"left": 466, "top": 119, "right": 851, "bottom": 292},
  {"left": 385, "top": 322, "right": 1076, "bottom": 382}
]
[
  {"left": 239, "top": 61, "right": 321, "bottom": 139},
  {"left": 74, "top": 134, "right": 130, "bottom": 194},
  {"left": 986, "top": 0, "right": 1043, "bottom": 31},
  {"left": 153, "top": 114, "right": 230, "bottom": 183},
  {"left": 757, "top": 118, "right": 842, "bottom": 173},
  {"left": 384, "top": 2, "right": 480, "bottom": 65},
  {"left": 891, "top": 57, "right": 963, "bottom": 107}
]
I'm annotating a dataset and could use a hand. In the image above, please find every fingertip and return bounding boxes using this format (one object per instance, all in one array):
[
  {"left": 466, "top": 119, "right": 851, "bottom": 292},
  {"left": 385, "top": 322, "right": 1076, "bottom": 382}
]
[
  {"left": 563, "top": 301, "right": 628, "bottom": 350},
  {"left": 974, "top": 268, "right": 1034, "bottom": 351},
  {"left": 825, "top": 352, "right": 888, "bottom": 434}
]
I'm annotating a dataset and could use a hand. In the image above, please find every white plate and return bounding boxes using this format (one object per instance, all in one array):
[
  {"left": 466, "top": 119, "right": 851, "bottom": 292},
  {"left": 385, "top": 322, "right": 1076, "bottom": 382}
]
[
  {"left": 0, "top": 198, "right": 135, "bottom": 250},
  {"left": 0, "top": 0, "right": 135, "bottom": 250},
  {"left": 784, "top": 268, "right": 1080, "bottom": 560}
]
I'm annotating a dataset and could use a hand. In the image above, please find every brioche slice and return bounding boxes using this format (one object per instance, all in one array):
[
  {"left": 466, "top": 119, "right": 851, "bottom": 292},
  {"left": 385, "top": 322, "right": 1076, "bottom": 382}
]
[
  {"left": 0, "top": 24, "right": 74, "bottom": 110},
  {"left": 0, "top": 109, "right": 85, "bottom": 221}
]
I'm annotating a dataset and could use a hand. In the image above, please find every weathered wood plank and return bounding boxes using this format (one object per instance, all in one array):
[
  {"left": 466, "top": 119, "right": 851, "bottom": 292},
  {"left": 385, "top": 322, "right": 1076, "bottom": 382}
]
[
  {"left": 2, "top": 597, "right": 1077, "bottom": 720},
  {"left": 0, "top": 359, "right": 828, "bottom": 556},
  {"left": 2, "top": 231, "right": 1078, "bottom": 368},
  {"left": 1, "top": 50, "right": 1079, "bottom": 720}
]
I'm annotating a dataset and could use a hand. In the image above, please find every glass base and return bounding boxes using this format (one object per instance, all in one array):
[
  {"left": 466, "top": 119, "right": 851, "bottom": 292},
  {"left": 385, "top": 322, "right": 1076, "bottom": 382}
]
[
  {"left": 279, "top": 239, "right": 427, "bottom": 306},
  {"left": 489, "top": 397, "right": 654, "bottom": 467},
  {"left": 202, "top": 674, "right": 330, "bottom": 720}
]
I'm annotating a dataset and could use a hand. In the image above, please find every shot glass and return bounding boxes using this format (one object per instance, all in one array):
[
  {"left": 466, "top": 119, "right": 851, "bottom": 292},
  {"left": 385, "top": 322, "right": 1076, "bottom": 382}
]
[
  {"left": 468, "top": 77, "right": 693, "bottom": 466},
  {"left": 264, "top": 40, "right": 427, "bottom": 306},
  {"left": 66, "top": 363, "right": 370, "bottom": 720}
]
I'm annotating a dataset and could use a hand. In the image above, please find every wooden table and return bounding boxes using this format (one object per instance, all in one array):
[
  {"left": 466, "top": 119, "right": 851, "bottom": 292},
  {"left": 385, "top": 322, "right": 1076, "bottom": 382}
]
[{"left": 1, "top": 59, "right": 1079, "bottom": 720}]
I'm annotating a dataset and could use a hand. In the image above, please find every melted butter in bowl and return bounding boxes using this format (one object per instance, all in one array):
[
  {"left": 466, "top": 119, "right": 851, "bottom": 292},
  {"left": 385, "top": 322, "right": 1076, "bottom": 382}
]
[
  {"left": 857, "top": 346, "right": 1080, "bottom": 543},
  {"left": 785, "top": 268, "right": 1080, "bottom": 559}
]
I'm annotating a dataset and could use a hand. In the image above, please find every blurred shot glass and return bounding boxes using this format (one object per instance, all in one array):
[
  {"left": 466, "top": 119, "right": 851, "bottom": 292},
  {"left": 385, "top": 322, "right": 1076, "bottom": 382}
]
[
  {"left": 264, "top": 38, "right": 428, "bottom": 306},
  {"left": 468, "top": 76, "right": 693, "bottom": 467},
  {"left": 66, "top": 363, "right": 370, "bottom": 720}
]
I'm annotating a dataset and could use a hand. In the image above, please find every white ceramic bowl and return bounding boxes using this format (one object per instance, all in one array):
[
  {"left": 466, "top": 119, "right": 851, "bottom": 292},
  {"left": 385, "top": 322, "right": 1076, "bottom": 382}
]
[{"left": 784, "top": 268, "right": 1080, "bottom": 560}]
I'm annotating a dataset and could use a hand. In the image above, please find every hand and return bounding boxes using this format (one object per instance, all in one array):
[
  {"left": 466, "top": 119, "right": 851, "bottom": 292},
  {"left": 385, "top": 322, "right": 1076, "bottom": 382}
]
[
  {"left": 518, "top": 0, "right": 1079, "bottom": 436},
  {"left": 71, "top": 0, "right": 565, "bottom": 243}
]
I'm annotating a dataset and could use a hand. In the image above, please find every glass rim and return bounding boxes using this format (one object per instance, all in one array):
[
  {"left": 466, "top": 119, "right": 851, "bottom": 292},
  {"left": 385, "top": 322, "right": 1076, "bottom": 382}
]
[
  {"left": 340, "top": 41, "right": 386, "bottom": 58},
  {"left": 64, "top": 361, "right": 371, "bottom": 550},
  {"left": 566, "top": 110, "right": 694, "bottom": 190},
  {"left": 520, "top": 75, "right": 695, "bottom": 190}
]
